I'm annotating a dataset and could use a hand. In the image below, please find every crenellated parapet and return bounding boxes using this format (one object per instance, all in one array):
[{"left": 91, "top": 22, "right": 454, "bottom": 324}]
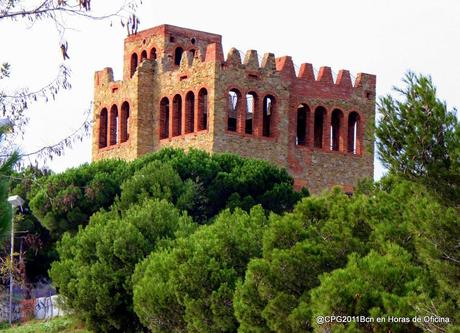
[{"left": 92, "top": 23, "right": 376, "bottom": 194}]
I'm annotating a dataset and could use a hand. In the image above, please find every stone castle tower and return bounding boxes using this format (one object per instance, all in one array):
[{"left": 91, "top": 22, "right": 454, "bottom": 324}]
[{"left": 92, "top": 24, "right": 376, "bottom": 194}]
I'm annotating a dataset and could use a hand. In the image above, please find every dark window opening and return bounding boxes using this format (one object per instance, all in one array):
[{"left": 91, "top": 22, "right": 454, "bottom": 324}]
[
  {"left": 130, "top": 53, "right": 138, "bottom": 77},
  {"left": 120, "top": 102, "right": 130, "bottom": 143},
  {"left": 191, "top": 37, "right": 196, "bottom": 45},
  {"left": 330, "top": 109, "right": 343, "bottom": 151},
  {"left": 150, "top": 48, "right": 157, "bottom": 60},
  {"left": 140, "top": 50, "right": 147, "bottom": 62},
  {"left": 198, "top": 88, "right": 208, "bottom": 131},
  {"left": 314, "top": 107, "right": 326, "bottom": 148},
  {"left": 160, "top": 97, "right": 170, "bottom": 139},
  {"left": 263, "top": 95, "right": 275, "bottom": 137},
  {"left": 185, "top": 91, "right": 195, "bottom": 133},
  {"left": 245, "top": 93, "right": 257, "bottom": 134},
  {"left": 228, "top": 90, "right": 240, "bottom": 132},
  {"left": 170, "top": 36, "right": 175, "bottom": 42},
  {"left": 348, "top": 112, "right": 360, "bottom": 154},
  {"left": 99, "top": 108, "right": 108, "bottom": 148},
  {"left": 174, "top": 47, "right": 184, "bottom": 66},
  {"left": 296, "top": 104, "right": 309, "bottom": 145},
  {"left": 109, "top": 105, "right": 119, "bottom": 145},
  {"left": 172, "top": 94, "right": 182, "bottom": 137}
]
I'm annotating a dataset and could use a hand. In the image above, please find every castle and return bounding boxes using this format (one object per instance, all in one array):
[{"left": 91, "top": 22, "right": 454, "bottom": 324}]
[{"left": 92, "top": 24, "right": 376, "bottom": 194}]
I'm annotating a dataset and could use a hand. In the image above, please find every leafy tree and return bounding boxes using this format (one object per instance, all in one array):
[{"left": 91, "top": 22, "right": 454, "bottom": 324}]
[
  {"left": 233, "top": 189, "right": 372, "bottom": 332},
  {"left": 375, "top": 71, "right": 460, "bottom": 204},
  {"left": 130, "top": 148, "right": 307, "bottom": 220},
  {"left": 0, "top": 121, "right": 19, "bottom": 240},
  {"left": 310, "top": 244, "right": 430, "bottom": 333},
  {"left": 133, "top": 206, "right": 269, "bottom": 333},
  {"left": 29, "top": 159, "right": 129, "bottom": 238},
  {"left": 8, "top": 166, "right": 55, "bottom": 282},
  {"left": 30, "top": 148, "right": 306, "bottom": 236},
  {"left": 404, "top": 188, "right": 460, "bottom": 332},
  {"left": 50, "top": 198, "right": 194, "bottom": 333}
]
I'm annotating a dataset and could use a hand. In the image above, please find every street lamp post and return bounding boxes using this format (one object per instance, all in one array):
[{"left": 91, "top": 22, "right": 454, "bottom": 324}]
[{"left": 7, "top": 195, "right": 24, "bottom": 325}]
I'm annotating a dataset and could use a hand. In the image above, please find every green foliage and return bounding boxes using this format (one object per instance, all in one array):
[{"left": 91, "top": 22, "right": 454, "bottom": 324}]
[
  {"left": 0, "top": 316, "right": 90, "bottom": 333},
  {"left": 310, "top": 244, "right": 429, "bottom": 332},
  {"left": 50, "top": 199, "right": 194, "bottom": 333},
  {"left": 8, "top": 166, "right": 55, "bottom": 281},
  {"left": 0, "top": 124, "right": 20, "bottom": 242},
  {"left": 404, "top": 189, "right": 460, "bottom": 332},
  {"left": 376, "top": 71, "right": 460, "bottom": 204},
  {"left": 29, "top": 159, "right": 129, "bottom": 238},
  {"left": 29, "top": 149, "right": 305, "bottom": 237},
  {"left": 234, "top": 189, "right": 372, "bottom": 332},
  {"left": 132, "top": 206, "right": 268, "bottom": 333},
  {"left": 129, "top": 148, "right": 306, "bottom": 220}
]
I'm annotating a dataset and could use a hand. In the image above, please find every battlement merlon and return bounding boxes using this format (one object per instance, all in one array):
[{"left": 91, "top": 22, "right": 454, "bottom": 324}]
[{"left": 94, "top": 67, "right": 114, "bottom": 87}]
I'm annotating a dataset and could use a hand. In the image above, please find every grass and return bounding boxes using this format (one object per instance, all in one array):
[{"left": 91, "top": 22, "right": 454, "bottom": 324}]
[{"left": 0, "top": 316, "right": 91, "bottom": 333}]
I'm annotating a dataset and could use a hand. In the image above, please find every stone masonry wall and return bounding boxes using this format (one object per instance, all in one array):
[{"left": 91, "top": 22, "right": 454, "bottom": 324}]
[{"left": 92, "top": 24, "right": 376, "bottom": 194}]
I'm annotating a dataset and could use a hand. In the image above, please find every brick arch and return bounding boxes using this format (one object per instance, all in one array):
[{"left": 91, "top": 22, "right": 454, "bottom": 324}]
[
  {"left": 245, "top": 91, "right": 258, "bottom": 134},
  {"left": 160, "top": 97, "right": 170, "bottom": 139},
  {"left": 227, "top": 88, "right": 242, "bottom": 132},
  {"left": 330, "top": 108, "right": 344, "bottom": 151},
  {"left": 98, "top": 108, "right": 108, "bottom": 148},
  {"left": 140, "top": 50, "right": 148, "bottom": 62},
  {"left": 296, "top": 103, "right": 310, "bottom": 146},
  {"left": 130, "top": 53, "right": 138, "bottom": 77},
  {"left": 109, "top": 104, "right": 119, "bottom": 145},
  {"left": 262, "top": 94, "right": 276, "bottom": 137},
  {"left": 348, "top": 111, "right": 362, "bottom": 154},
  {"left": 185, "top": 91, "right": 195, "bottom": 134},
  {"left": 120, "top": 102, "right": 130, "bottom": 143},
  {"left": 198, "top": 88, "right": 208, "bottom": 131},
  {"left": 313, "top": 106, "right": 327, "bottom": 148},
  {"left": 172, "top": 94, "right": 182, "bottom": 137}
]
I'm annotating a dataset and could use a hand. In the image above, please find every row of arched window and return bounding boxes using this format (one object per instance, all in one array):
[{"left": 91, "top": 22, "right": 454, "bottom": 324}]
[
  {"left": 159, "top": 88, "right": 208, "bottom": 139},
  {"left": 99, "top": 102, "right": 130, "bottom": 148},
  {"left": 130, "top": 46, "right": 196, "bottom": 78},
  {"left": 130, "top": 47, "right": 157, "bottom": 77},
  {"left": 296, "top": 104, "right": 361, "bottom": 154},
  {"left": 227, "top": 89, "right": 276, "bottom": 137}
]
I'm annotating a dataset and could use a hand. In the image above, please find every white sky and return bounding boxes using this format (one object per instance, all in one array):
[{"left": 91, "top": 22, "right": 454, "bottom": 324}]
[{"left": 1, "top": 0, "right": 460, "bottom": 180}]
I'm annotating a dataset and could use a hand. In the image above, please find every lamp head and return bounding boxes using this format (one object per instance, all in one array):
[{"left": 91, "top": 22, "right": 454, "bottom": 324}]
[{"left": 7, "top": 195, "right": 24, "bottom": 208}]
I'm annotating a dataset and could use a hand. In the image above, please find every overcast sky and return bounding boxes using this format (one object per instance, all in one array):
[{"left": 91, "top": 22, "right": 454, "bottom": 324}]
[{"left": 1, "top": 0, "right": 459, "bottom": 179}]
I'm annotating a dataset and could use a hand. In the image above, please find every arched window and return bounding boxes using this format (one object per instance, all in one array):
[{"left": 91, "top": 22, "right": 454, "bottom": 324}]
[
  {"left": 296, "top": 104, "right": 309, "bottom": 146},
  {"left": 160, "top": 97, "right": 170, "bottom": 139},
  {"left": 348, "top": 112, "right": 361, "bottom": 154},
  {"left": 314, "top": 106, "right": 326, "bottom": 148},
  {"left": 262, "top": 95, "right": 275, "bottom": 137},
  {"left": 174, "top": 47, "right": 183, "bottom": 66},
  {"left": 198, "top": 88, "right": 208, "bottom": 131},
  {"left": 120, "top": 102, "right": 130, "bottom": 143},
  {"left": 228, "top": 89, "right": 241, "bottom": 132},
  {"left": 172, "top": 94, "right": 182, "bottom": 137},
  {"left": 99, "top": 108, "right": 108, "bottom": 148},
  {"left": 130, "top": 53, "right": 138, "bottom": 77},
  {"left": 330, "top": 109, "right": 343, "bottom": 151},
  {"left": 185, "top": 91, "right": 195, "bottom": 134},
  {"left": 245, "top": 92, "right": 257, "bottom": 134},
  {"left": 150, "top": 48, "right": 157, "bottom": 60},
  {"left": 109, "top": 105, "right": 119, "bottom": 145},
  {"left": 140, "top": 50, "right": 147, "bottom": 62}
]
